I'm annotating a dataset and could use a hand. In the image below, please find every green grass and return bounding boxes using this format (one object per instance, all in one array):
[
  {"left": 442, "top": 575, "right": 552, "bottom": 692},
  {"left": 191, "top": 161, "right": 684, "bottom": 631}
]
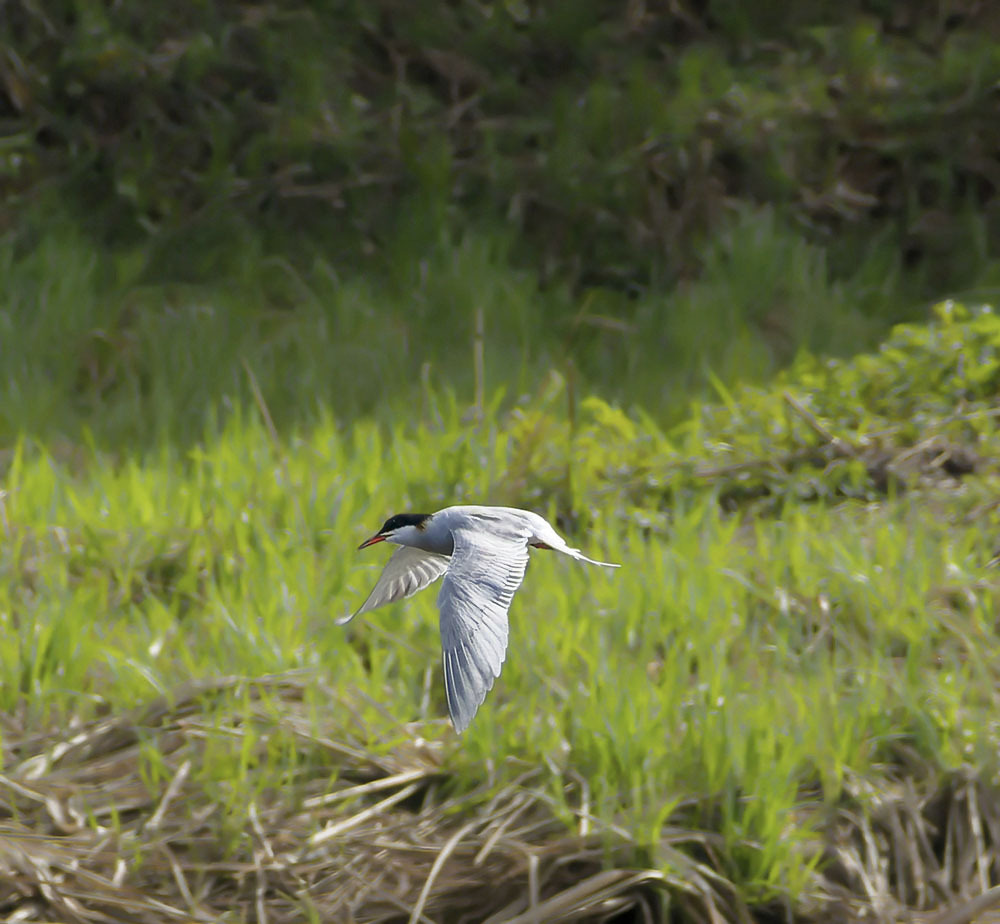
[
  {"left": 2, "top": 345, "right": 999, "bottom": 911},
  {"left": 0, "top": 205, "right": 936, "bottom": 450},
  {"left": 5, "top": 4, "right": 1000, "bottom": 914},
  {"left": 4, "top": 185, "right": 1000, "bottom": 914}
]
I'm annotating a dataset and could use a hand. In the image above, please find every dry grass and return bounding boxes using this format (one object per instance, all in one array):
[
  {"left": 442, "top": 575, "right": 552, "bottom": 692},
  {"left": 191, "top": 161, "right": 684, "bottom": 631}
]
[
  {"left": 0, "top": 675, "right": 998, "bottom": 924},
  {"left": 0, "top": 674, "right": 725, "bottom": 923},
  {"left": 818, "top": 760, "right": 1000, "bottom": 924}
]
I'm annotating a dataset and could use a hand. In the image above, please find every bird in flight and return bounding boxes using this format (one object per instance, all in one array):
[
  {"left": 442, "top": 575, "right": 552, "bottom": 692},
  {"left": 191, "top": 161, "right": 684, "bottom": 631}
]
[{"left": 340, "top": 505, "right": 619, "bottom": 732}]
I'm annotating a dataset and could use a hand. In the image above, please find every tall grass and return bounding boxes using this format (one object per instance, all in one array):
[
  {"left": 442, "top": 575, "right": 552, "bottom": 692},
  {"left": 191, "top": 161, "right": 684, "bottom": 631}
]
[
  {"left": 1, "top": 389, "right": 997, "bottom": 902},
  {"left": 0, "top": 206, "right": 929, "bottom": 449},
  {"left": 3, "top": 196, "right": 999, "bottom": 914}
]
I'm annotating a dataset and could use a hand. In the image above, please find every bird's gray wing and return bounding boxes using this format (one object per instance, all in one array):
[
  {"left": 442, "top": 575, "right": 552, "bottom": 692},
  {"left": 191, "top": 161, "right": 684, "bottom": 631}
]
[
  {"left": 438, "top": 525, "right": 530, "bottom": 732},
  {"left": 338, "top": 546, "right": 451, "bottom": 625}
]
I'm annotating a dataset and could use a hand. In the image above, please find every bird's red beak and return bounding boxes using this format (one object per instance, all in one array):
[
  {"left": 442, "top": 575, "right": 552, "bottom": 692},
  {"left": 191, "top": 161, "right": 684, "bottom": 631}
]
[{"left": 358, "top": 533, "right": 387, "bottom": 550}]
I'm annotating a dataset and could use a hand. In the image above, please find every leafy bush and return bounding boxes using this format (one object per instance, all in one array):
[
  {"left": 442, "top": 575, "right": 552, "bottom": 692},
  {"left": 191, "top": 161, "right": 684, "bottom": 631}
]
[
  {"left": 2, "top": 1, "right": 998, "bottom": 296},
  {"left": 500, "top": 300, "right": 1000, "bottom": 519}
]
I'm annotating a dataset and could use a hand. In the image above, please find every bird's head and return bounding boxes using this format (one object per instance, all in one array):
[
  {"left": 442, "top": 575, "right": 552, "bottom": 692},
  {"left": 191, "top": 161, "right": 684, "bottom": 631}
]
[{"left": 358, "top": 512, "right": 432, "bottom": 549}]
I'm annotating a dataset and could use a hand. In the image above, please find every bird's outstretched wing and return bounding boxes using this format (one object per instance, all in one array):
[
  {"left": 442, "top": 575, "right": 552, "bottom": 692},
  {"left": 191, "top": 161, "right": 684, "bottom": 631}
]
[
  {"left": 438, "top": 524, "right": 530, "bottom": 732},
  {"left": 338, "top": 546, "right": 451, "bottom": 625}
]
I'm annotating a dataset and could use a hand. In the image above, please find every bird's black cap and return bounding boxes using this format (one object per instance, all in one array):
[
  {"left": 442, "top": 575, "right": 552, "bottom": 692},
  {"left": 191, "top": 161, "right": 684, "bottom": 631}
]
[{"left": 379, "top": 512, "right": 431, "bottom": 533}]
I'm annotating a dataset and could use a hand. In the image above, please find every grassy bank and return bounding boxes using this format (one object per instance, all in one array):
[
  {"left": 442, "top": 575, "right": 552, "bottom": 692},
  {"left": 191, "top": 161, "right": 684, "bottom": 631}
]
[
  {"left": 2, "top": 307, "right": 999, "bottom": 920},
  {"left": 0, "top": 204, "right": 950, "bottom": 449}
]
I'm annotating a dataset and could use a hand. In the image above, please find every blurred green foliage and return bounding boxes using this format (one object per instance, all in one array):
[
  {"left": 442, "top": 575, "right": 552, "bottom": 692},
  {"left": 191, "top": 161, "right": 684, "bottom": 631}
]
[
  {"left": 0, "top": 207, "right": 905, "bottom": 447},
  {"left": 2, "top": 0, "right": 998, "bottom": 296}
]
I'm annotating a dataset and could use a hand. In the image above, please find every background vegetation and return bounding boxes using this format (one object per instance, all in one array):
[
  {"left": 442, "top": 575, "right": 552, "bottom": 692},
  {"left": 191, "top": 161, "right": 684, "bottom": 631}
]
[
  {"left": 2, "top": 0, "right": 999, "bottom": 444},
  {"left": 1, "top": 1, "right": 1000, "bottom": 921}
]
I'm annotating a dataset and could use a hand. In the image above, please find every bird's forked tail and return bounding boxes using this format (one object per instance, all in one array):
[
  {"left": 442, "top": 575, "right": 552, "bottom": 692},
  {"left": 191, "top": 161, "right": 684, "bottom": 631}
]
[{"left": 559, "top": 546, "right": 620, "bottom": 568}]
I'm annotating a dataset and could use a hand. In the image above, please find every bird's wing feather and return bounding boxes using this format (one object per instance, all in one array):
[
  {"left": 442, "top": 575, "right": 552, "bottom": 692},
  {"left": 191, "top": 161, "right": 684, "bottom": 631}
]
[
  {"left": 338, "top": 546, "right": 451, "bottom": 625},
  {"left": 438, "top": 523, "right": 530, "bottom": 732}
]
